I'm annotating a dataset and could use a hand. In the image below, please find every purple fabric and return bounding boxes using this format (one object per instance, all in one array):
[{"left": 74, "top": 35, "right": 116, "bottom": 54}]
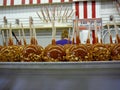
[{"left": 56, "top": 39, "right": 72, "bottom": 45}]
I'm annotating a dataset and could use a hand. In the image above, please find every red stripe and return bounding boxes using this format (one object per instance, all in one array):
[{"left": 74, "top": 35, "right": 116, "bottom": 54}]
[
  {"left": 75, "top": 2, "right": 79, "bottom": 18},
  {"left": 11, "top": 0, "right": 14, "bottom": 5},
  {"left": 92, "top": 30, "right": 95, "bottom": 44},
  {"left": 3, "top": 0, "right": 7, "bottom": 6},
  {"left": 37, "top": 0, "right": 41, "bottom": 4},
  {"left": 83, "top": 1, "right": 87, "bottom": 19},
  {"left": 61, "top": 0, "right": 64, "bottom": 3},
  {"left": 29, "top": 0, "right": 33, "bottom": 4},
  {"left": 92, "top": 1, "right": 96, "bottom": 18},
  {"left": 69, "top": 0, "right": 73, "bottom": 2},
  {"left": 22, "top": 0, "right": 25, "bottom": 4},
  {"left": 49, "top": 0, "right": 52, "bottom": 3}
]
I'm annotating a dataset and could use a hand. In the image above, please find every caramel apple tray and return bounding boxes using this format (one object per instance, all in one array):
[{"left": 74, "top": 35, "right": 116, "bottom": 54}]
[{"left": 0, "top": 15, "right": 120, "bottom": 62}]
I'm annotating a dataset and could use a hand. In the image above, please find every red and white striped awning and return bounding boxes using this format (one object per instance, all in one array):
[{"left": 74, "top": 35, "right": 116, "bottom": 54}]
[
  {"left": 0, "top": 0, "right": 74, "bottom": 6},
  {"left": 73, "top": 1, "right": 100, "bottom": 19},
  {"left": 0, "top": 0, "right": 100, "bottom": 19}
]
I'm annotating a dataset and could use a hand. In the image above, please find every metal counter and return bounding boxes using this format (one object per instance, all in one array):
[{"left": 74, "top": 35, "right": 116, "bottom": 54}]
[{"left": 0, "top": 61, "right": 120, "bottom": 90}]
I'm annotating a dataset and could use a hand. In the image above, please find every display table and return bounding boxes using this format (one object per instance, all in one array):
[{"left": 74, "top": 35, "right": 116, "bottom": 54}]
[{"left": 0, "top": 61, "right": 120, "bottom": 90}]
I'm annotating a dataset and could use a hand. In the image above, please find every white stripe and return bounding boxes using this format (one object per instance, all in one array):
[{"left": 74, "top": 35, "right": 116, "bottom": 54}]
[
  {"left": 0, "top": 0, "right": 3, "bottom": 6},
  {"left": 73, "top": 0, "right": 80, "bottom": 1},
  {"left": 44, "top": 0, "right": 48, "bottom": 4},
  {"left": 41, "top": 0, "right": 44, "bottom": 4},
  {"left": 64, "top": 0, "right": 69, "bottom": 2},
  {"left": 53, "top": 0, "right": 60, "bottom": 3},
  {"left": 14, "top": 0, "right": 21, "bottom": 5},
  {"left": 33, "top": 0, "right": 37, "bottom": 4},
  {"left": 25, "top": 0, "right": 29, "bottom": 4},
  {"left": 79, "top": 2, "right": 83, "bottom": 19},
  {"left": 72, "top": 3, "right": 75, "bottom": 19},
  {"left": 96, "top": 1, "right": 101, "bottom": 18},
  {"left": 7, "top": 0, "right": 11, "bottom": 6},
  {"left": 87, "top": 1, "right": 92, "bottom": 18}
]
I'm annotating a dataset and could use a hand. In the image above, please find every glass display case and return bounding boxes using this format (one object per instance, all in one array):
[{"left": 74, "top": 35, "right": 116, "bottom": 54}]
[
  {"left": 0, "top": 61, "right": 120, "bottom": 90},
  {"left": 0, "top": 0, "right": 120, "bottom": 90}
]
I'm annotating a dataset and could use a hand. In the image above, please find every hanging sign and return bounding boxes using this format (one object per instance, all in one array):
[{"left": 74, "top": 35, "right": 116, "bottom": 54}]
[{"left": 73, "top": 18, "right": 102, "bottom": 30}]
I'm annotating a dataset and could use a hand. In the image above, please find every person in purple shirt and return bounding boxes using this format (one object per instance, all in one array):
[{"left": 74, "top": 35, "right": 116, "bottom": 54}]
[{"left": 56, "top": 30, "right": 72, "bottom": 45}]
